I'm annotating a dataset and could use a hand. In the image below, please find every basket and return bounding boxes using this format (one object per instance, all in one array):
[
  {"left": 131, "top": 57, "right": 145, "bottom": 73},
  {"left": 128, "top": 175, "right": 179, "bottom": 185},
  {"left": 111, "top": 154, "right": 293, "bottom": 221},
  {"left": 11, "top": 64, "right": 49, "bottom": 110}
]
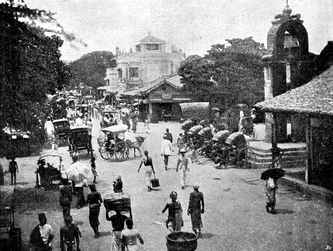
[{"left": 103, "top": 192, "right": 131, "bottom": 212}]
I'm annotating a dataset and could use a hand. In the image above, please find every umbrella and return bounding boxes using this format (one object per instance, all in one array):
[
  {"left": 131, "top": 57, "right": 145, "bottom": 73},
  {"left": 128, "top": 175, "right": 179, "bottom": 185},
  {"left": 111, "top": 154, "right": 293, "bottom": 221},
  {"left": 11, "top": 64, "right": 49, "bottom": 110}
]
[
  {"left": 212, "top": 130, "right": 231, "bottom": 142},
  {"left": 63, "top": 162, "right": 93, "bottom": 184},
  {"left": 225, "top": 132, "right": 247, "bottom": 148},
  {"left": 261, "top": 168, "right": 285, "bottom": 180}
]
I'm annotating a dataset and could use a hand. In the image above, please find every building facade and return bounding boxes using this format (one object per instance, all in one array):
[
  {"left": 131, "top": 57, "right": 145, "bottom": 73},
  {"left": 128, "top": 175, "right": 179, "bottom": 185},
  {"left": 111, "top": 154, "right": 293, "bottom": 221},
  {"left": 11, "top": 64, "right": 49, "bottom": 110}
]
[{"left": 105, "top": 33, "right": 185, "bottom": 92}]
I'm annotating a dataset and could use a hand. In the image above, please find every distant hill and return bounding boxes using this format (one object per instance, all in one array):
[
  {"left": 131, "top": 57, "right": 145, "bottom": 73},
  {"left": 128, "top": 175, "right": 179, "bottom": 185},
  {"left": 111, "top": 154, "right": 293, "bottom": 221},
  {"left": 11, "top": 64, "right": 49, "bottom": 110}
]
[{"left": 69, "top": 51, "right": 116, "bottom": 89}]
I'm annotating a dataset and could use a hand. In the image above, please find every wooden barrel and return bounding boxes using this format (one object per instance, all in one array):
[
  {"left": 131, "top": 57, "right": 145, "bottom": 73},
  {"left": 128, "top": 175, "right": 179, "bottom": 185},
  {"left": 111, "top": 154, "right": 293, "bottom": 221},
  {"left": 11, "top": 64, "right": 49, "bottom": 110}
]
[
  {"left": 103, "top": 192, "right": 131, "bottom": 213},
  {"left": 166, "top": 232, "right": 198, "bottom": 251}
]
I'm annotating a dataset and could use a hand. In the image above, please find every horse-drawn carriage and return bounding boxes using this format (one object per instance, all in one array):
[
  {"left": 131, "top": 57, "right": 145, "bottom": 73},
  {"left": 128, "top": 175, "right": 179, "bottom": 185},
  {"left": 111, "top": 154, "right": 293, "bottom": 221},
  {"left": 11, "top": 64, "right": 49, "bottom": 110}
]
[
  {"left": 68, "top": 126, "right": 92, "bottom": 157},
  {"left": 98, "top": 124, "right": 129, "bottom": 160},
  {"left": 36, "top": 154, "right": 64, "bottom": 188},
  {"left": 100, "top": 107, "right": 118, "bottom": 128},
  {"left": 53, "top": 118, "right": 70, "bottom": 146}
]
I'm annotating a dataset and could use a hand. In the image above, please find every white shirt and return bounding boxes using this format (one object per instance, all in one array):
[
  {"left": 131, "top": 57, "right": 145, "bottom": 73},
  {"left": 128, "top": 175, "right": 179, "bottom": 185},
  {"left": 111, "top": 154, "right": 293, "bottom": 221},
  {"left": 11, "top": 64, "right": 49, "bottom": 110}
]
[
  {"left": 39, "top": 224, "right": 53, "bottom": 244},
  {"left": 161, "top": 139, "right": 172, "bottom": 155},
  {"left": 44, "top": 121, "right": 54, "bottom": 135}
]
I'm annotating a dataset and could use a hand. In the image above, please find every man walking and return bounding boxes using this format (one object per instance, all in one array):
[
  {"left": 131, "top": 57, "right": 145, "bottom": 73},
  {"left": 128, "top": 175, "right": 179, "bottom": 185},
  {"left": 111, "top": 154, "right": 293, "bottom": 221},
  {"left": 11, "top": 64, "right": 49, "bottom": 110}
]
[
  {"left": 9, "top": 157, "right": 18, "bottom": 185},
  {"left": 176, "top": 149, "right": 190, "bottom": 189},
  {"left": 60, "top": 215, "right": 81, "bottom": 251},
  {"left": 188, "top": 185, "right": 205, "bottom": 237},
  {"left": 30, "top": 213, "right": 54, "bottom": 251},
  {"left": 165, "top": 128, "right": 173, "bottom": 143},
  {"left": 59, "top": 179, "right": 73, "bottom": 218},
  {"left": 161, "top": 135, "right": 173, "bottom": 170}
]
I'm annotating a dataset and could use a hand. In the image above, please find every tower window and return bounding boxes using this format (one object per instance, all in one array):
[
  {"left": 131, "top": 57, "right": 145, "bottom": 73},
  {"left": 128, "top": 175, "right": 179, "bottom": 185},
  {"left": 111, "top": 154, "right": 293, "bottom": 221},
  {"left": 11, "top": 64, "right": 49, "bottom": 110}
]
[
  {"left": 129, "top": 67, "right": 139, "bottom": 79},
  {"left": 145, "top": 44, "right": 159, "bottom": 51}
]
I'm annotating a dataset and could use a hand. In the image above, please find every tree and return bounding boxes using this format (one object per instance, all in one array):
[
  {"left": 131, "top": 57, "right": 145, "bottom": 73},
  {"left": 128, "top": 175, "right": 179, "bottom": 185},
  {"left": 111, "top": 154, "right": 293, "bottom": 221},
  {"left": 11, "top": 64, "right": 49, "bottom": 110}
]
[
  {"left": 0, "top": 0, "right": 72, "bottom": 153},
  {"left": 178, "top": 37, "right": 267, "bottom": 108},
  {"left": 68, "top": 51, "right": 117, "bottom": 90}
]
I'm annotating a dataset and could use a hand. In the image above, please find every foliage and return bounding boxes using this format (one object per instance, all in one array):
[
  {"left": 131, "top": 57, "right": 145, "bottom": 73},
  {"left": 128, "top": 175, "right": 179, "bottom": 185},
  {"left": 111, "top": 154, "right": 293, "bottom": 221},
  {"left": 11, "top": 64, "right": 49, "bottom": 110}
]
[
  {"left": 68, "top": 51, "right": 117, "bottom": 90},
  {"left": 0, "top": 0, "right": 72, "bottom": 154},
  {"left": 178, "top": 37, "right": 267, "bottom": 109}
]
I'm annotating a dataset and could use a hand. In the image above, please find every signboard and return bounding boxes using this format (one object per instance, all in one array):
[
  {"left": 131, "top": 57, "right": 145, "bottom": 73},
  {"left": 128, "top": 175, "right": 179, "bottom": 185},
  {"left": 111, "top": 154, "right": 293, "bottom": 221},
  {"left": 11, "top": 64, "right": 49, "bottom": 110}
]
[{"left": 161, "top": 92, "right": 172, "bottom": 100}]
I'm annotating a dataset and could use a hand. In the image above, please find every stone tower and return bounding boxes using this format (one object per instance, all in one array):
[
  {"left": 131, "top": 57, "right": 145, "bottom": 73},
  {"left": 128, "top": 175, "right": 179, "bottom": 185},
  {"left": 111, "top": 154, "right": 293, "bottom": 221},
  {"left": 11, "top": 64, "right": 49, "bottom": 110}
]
[{"left": 263, "top": 3, "right": 314, "bottom": 143}]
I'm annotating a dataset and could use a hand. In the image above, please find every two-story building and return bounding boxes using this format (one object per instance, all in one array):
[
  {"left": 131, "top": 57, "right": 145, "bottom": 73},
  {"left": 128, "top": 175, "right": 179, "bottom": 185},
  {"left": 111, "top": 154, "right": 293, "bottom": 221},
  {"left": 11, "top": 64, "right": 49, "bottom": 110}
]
[{"left": 104, "top": 33, "right": 185, "bottom": 92}]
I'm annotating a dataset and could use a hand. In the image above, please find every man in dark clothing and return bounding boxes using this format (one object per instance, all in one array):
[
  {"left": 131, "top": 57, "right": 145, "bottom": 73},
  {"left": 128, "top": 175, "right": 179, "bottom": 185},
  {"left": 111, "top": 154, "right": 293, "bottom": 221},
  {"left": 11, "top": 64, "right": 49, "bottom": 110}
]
[
  {"left": 107, "top": 210, "right": 128, "bottom": 250},
  {"left": 9, "top": 157, "right": 18, "bottom": 185},
  {"left": 59, "top": 179, "right": 73, "bottom": 218},
  {"left": 187, "top": 185, "right": 205, "bottom": 237},
  {"left": 87, "top": 184, "right": 103, "bottom": 237},
  {"left": 60, "top": 215, "right": 81, "bottom": 251},
  {"left": 165, "top": 128, "right": 173, "bottom": 143}
]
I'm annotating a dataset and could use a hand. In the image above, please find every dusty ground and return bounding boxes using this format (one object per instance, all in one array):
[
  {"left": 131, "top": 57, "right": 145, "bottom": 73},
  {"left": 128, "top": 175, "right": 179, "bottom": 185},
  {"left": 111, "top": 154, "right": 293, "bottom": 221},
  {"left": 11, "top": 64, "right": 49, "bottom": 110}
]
[{"left": 2, "top": 119, "right": 333, "bottom": 251}]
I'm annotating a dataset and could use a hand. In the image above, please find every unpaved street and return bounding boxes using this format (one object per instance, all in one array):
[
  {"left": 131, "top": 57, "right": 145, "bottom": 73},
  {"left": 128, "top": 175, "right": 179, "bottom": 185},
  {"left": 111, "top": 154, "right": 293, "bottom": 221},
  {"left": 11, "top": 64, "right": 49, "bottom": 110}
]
[{"left": 3, "top": 120, "right": 333, "bottom": 251}]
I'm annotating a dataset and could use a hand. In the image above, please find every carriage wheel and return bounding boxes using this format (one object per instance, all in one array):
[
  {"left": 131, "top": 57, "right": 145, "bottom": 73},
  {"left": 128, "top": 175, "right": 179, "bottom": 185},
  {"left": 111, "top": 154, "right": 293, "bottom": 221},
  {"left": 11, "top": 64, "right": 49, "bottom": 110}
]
[{"left": 99, "top": 146, "right": 111, "bottom": 160}]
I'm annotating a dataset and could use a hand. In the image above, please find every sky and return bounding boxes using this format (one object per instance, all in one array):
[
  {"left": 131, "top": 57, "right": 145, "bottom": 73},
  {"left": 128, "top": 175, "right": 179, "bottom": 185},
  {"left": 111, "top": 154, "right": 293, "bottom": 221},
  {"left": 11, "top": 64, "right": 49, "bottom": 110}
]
[{"left": 26, "top": 0, "right": 333, "bottom": 62}]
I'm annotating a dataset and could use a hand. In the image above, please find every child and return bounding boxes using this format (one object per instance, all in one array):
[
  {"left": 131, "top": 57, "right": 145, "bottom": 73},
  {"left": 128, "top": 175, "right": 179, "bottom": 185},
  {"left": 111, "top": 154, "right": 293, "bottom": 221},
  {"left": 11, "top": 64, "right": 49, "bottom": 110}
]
[{"left": 113, "top": 176, "right": 123, "bottom": 193}]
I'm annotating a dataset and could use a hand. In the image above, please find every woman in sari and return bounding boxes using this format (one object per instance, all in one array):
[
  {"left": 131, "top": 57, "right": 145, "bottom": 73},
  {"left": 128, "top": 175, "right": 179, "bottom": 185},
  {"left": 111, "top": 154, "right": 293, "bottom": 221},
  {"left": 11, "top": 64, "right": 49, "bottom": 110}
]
[{"left": 162, "top": 191, "right": 183, "bottom": 232}]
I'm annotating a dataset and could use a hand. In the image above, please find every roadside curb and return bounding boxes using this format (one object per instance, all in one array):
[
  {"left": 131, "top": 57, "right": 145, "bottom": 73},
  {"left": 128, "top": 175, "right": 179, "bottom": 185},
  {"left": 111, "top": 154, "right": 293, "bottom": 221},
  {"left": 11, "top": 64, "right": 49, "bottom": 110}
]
[{"left": 280, "top": 175, "right": 333, "bottom": 203}]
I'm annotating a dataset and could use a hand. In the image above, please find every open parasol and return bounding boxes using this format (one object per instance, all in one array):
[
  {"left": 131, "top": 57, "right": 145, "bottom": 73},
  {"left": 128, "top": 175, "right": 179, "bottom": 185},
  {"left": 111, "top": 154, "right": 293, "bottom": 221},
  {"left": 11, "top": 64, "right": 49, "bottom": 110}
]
[
  {"left": 225, "top": 132, "right": 247, "bottom": 148},
  {"left": 260, "top": 168, "right": 285, "bottom": 180}
]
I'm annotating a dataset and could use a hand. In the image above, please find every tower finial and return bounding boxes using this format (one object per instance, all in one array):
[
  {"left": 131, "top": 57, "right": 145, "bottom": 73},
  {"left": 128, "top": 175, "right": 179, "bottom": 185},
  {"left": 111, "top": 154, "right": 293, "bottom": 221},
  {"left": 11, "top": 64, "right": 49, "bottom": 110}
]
[{"left": 286, "top": 0, "right": 289, "bottom": 8}]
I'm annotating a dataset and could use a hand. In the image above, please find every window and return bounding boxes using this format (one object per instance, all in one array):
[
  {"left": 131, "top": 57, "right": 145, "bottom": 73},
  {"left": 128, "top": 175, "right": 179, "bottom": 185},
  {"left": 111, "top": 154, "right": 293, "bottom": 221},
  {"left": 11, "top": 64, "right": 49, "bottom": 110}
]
[
  {"left": 145, "top": 44, "right": 159, "bottom": 51},
  {"left": 129, "top": 67, "right": 139, "bottom": 79},
  {"left": 118, "top": 69, "right": 122, "bottom": 80},
  {"left": 136, "top": 45, "right": 141, "bottom": 52}
]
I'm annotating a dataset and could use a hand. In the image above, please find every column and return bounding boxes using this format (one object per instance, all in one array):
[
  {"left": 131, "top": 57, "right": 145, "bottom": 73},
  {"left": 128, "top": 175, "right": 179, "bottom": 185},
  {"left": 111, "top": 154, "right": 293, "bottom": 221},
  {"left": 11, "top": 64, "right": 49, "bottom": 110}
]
[
  {"left": 264, "top": 65, "right": 273, "bottom": 142},
  {"left": 305, "top": 116, "right": 312, "bottom": 184}
]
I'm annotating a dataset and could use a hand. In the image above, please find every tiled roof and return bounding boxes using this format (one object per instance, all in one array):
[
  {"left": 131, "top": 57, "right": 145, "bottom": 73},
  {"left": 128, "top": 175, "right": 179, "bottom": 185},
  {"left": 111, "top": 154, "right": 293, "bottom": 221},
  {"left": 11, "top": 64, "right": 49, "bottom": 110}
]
[
  {"left": 139, "top": 34, "right": 165, "bottom": 44},
  {"left": 121, "top": 75, "right": 183, "bottom": 97},
  {"left": 255, "top": 65, "right": 333, "bottom": 116}
]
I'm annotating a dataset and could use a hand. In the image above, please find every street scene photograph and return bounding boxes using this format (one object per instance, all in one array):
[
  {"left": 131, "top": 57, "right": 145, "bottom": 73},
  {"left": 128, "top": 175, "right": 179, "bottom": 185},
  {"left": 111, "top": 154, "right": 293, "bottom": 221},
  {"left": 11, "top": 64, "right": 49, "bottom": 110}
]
[{"left": 1, "top": 0, "right": 333, "bottom": 250}]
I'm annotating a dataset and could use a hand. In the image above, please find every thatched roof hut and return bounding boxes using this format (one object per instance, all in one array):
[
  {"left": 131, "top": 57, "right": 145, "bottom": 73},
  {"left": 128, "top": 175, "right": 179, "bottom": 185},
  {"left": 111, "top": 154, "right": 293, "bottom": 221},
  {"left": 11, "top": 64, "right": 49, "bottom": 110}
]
[{"left": 255, "top": 65, "right": 333, "bottom": 116}]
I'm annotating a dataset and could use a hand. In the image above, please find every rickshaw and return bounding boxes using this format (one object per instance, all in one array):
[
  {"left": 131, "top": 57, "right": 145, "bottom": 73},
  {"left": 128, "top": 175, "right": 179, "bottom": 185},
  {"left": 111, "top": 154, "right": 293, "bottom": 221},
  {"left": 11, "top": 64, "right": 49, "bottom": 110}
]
[
  {"left": 100, "top": 107, "right": 118, "bottom": 128},
  {"left": 210, "top": 130, "right": 231, "bottom": 167},
  {"left": 197, "top": 127, "right": 213, "bottom": 156},
  {"left": 187, "top": 125, "right": 203, "bottom": 150},
  {"left": 68, "top": 126, "right": 92, "bottom": 156},
  {"left": 0, "top": 206, "right": 21, "bottom": 251},
  {"left": 76, "top": 104, "right": 90, "bottom": 117},
  {"left": 53, "top": 118, "right": 71, "bottom": 146},
  {"left": 36, "top": 154, "right": 64, "bottom": 188},
  {"left": 225, "top": 132, "right": 248, "bottom": 167},
  {"left": 98, "top": 124, "right": 129, "bottom": 160}
]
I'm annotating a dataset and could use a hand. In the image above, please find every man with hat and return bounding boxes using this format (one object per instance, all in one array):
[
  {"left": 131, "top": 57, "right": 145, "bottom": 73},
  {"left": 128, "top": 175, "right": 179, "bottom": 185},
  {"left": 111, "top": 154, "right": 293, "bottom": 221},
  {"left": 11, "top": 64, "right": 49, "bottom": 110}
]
[
  {"left": 161, "top": 134, "right": 173, "bottom": 171},
  {"left": 187, "top": 185, "right": 205, "bottom": 237},
  {"left": 176, "top": 149, "right": 190, "bottom": 189}
]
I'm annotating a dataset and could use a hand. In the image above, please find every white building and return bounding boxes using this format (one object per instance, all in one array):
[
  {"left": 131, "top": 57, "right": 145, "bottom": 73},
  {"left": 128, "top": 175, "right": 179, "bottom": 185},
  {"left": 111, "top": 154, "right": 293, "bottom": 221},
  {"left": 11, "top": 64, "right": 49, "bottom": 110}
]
[{"left": 104, "top": 33, "right": 185, "bottom": 93}]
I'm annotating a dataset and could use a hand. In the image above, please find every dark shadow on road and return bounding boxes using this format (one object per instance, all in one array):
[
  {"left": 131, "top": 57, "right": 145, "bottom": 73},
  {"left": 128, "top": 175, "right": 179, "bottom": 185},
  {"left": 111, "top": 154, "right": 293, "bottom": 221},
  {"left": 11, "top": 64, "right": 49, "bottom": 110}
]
[
  {"left": 98, "top": 231, "right": 112, "bottom": 237},
  {"left": 200, "top": 233, "right": 215, "bottom": 239},
  {"left": 275, "top": 209, "right": 294, "bottom": 215}
]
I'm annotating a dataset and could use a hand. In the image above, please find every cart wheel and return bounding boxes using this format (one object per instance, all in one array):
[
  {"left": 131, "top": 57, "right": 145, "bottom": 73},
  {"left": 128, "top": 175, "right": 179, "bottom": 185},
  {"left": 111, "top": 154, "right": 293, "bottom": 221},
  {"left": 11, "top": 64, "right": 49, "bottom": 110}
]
[{"left": 99, "top": 146, "right": 111, "bottom": 160}]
